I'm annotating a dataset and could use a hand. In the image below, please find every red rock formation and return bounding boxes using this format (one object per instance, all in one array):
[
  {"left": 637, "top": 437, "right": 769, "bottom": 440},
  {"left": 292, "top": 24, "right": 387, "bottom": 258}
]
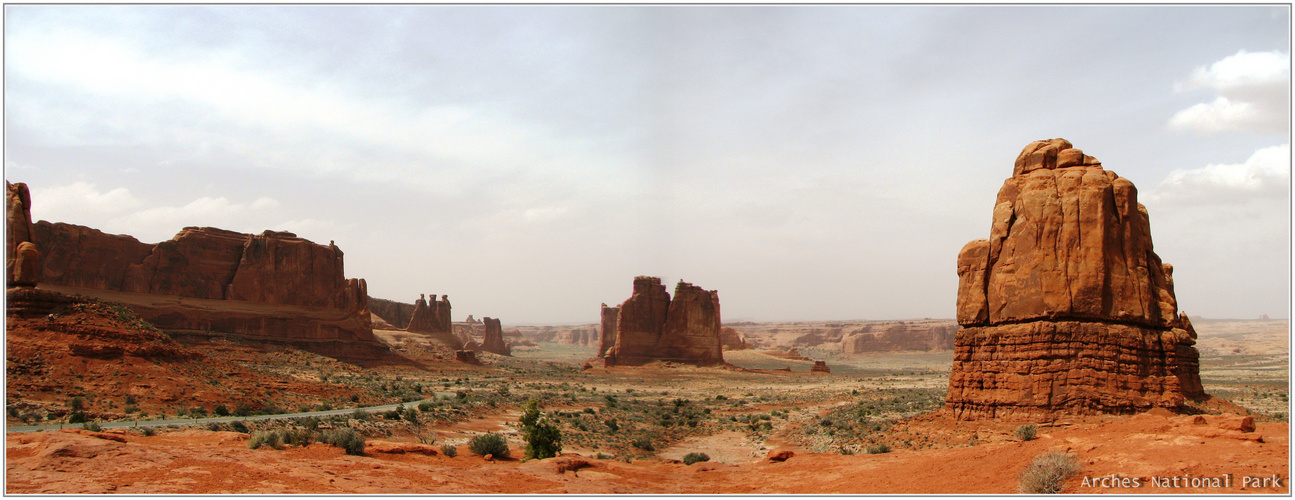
[
  {"left": 19, "top": 185, "right": 387, "bottom": 365},
  {"left": 369, "top": 297, "right": 415, "bottom": 329},
  {"left": 6, "top": 182, "right": 37, "bottom": 287},
  {"left": 481, "top": 317, "right": 510, "bottom": 356},
  {"left": 32, "top": 221, "right": 154, "bottom": 290},
  {"left": 810, "top": 361, "right": 830, "bottom": 373},
  {"left": 839, "top": 321, "right": 955, "bottom": 354},
  {"left": 407, "top": 293, "right": 452, "bottom": 334},
  {"left": 946, "top": 139, "right": 1205, "bottom": 420},
  {"left": 719, "top": 327, "right": 747, "bottom": 350},
  {"left": 603, "top": 276, "right": 724, "bottom": 366},
  {"left": 455, "top": 350, "right": 481, "bottom": 364},
  {"left": 599, "top": 304, "right": 620, "bottom": 357}
]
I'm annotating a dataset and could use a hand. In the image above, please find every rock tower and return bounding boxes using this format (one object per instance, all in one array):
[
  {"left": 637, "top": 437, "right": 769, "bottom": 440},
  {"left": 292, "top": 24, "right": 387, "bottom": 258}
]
[
  {"left": 602, "top": 276, "right": 724, "bottom": 366},
  {"left": 946, "top": 139, "right": 1205, "bottom": 420}
]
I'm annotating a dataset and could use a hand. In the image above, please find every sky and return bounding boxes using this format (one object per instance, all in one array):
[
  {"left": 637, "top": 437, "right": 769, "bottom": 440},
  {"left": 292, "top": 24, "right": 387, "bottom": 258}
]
[{"left": 4, "top": 5, "right": 1290, "bottom": 324}]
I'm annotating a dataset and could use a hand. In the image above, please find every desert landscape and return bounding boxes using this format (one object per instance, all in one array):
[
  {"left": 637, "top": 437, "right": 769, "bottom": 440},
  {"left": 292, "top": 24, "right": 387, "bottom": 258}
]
[
  {"left": 6, "top": 136, "right": 1289, "bottom": 495},
  {"left": 5, "top": 5, "right": 1290, "bottom": 496}
]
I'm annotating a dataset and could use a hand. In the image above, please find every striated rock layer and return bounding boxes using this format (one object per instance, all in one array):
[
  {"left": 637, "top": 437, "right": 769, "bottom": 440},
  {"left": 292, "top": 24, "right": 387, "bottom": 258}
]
[
  {"left": 840, "top": 320, "right": 955, "bottom": 354},
  {"left": 602, "top": 276, "right": 723, "bottom": 366},
  {"left": 946, "top": 139, "right": 1205, "bottom": 420}
]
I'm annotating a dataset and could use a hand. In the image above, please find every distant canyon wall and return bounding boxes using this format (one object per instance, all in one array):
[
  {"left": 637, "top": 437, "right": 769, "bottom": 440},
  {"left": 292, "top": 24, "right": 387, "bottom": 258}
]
[{"left": 839, "top": 320, "right": 955, "bottom": 354}]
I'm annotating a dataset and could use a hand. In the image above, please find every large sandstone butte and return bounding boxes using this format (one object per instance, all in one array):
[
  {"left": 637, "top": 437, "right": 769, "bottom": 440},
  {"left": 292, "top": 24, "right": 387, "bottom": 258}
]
[
  {"left": 17, "top": 185, "right": 392, "bottom": 365},
  {"left": 601, "top": 276, "right": 723, "bottom": 366},
  {"left": 946, "top": 139, "right": 1205, "bottom": 420},
  {"left": 406, "top": 293, "right": 452, "bottom": 334}
]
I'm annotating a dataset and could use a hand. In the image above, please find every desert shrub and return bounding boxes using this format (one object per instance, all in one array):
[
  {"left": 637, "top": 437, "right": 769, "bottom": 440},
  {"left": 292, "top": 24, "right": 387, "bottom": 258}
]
[
  {"left": 1015, "top": 424, "right": 1038, "bottom": 442},
  {"left": 403, "top": 407, "right": 420, "bottom": 422},
  {"left": 682, "top": 452, "right": 710, "bottom": 465},
  {"left": 207, "top": 422, "right": 223, "bottom": 432},
  {"left": 467, "top": 433, "right": 509, "bottom": 457},
  {"left": 418, "top": 401, "right": 433, "bottom": 412},
  {"left": 443, "top": 444, "right": 457, "bottom": 458},
  {"left": 631, "top": 438, "right": 654, "bottom": 451},
  {"left": 1018, "top": 451, "right": 1080, "bottom": 494},
  {"left": 234, "top": 403, "right": 254, "bottom": 417},
  {"left": 321, "top": 427, "right": 366, "bottom": 456},
  {"left": 213, "top": 404, "right": 229, "bottom": 416},
  {"left": 605, "top": 419, "right": 619, "bottom": 432},
  {"left": 231, "top": 421, "right": 249, "bottom": 433},
  {"left": 520, "top": 399, "right": 562, "bottom": 460},
  {"left": 866, "top": 444, "right": 891, "bottom": 454},
  {"left": 352, "top": 408, "right": 371, "bottom": 420},
  {"left": 134, "top": 426, "right": 156, "bottom": 437},
  {"left": 248, "top": 430, "right": 285, "bottom": 450},
  {"left": 124, "top": 405, "right": 141, "bottom": 414},
  {"left": 81, "top": 421, "right": 102, "bottom": 432},
  {"left": 69, "top": 397, "right": 84, "bottom": 412},
  {"left": 68, "top": 411, "right": 88, "bottom": 424}
]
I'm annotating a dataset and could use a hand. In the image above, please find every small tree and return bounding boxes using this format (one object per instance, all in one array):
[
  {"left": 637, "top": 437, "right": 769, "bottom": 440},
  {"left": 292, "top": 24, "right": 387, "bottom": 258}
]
[{"left": 519, "top": 399, "right": 562, "bottom": 460}]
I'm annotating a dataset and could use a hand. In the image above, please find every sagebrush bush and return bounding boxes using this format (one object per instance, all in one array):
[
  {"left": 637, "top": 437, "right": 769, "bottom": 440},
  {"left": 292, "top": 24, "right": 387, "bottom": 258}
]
[
  {"left": 468, "top": 432, "right": 509, "bottom": 457},
  {"left": 682, "top": 452, "right": 710, "bottom": 465},
  {"left": 866, "top": 444, "right": 891, "bottom": 454},
  {"left": 631, "top": 437, "right": 654, "bottom": 451},
  {"left": 1018, "top": 451, "right": 1080, "bottom": 494},
  {"left": 321, "top": 427, "right": 366, "bottom": 455},
  {"left": 442, "top": 444, "right": 457, "bottom": 458},
  {"left": 1015, "top": 424, "right": 1038, "bottom": 442},
  {"left": 81, "top": 421, "right": 102, "bottom": 432},
  {"left": 248, "top": 430, "right": 285, "bottom": 450}
]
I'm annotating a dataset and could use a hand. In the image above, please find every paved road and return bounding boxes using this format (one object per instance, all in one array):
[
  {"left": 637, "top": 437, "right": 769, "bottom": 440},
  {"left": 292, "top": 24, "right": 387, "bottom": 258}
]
[{"left": 5, "top": 392, "right": 459, "bottom": 434}]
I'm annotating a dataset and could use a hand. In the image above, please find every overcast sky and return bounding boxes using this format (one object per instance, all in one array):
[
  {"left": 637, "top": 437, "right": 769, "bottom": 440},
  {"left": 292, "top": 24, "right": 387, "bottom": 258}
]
[{"left": 5, "top": 5, "right": 1290, "bottom": 324}]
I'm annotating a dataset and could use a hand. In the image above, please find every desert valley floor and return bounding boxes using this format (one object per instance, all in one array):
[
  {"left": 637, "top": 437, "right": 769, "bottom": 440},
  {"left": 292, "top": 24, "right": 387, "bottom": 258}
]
[{"left": 6, "top": 306, "right": 1289, "bottom": 494}]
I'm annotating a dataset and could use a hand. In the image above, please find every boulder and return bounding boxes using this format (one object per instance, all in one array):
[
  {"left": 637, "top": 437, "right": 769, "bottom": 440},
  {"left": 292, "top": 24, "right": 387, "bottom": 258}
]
[
  {"left": 767, "top": 449, "right": 795, "bottom": 462},
  {"left": 946, "top": 140, "right": 1205, "bottom": 420}
]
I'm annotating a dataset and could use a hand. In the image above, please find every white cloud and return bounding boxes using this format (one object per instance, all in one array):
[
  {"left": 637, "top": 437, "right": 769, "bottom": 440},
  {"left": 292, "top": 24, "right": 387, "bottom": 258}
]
[
  {"left": 1169, "top": 50, "right": 1290, "bottom": 135},
  {"left": 1147, "top": 144, "right": 1290, "bottom": 204},
  {"left": 28, "top": 181, "right": 144, "bottom": 223},
  {"left": 108, "top": 196, "right": 281, "bottom": 242}
]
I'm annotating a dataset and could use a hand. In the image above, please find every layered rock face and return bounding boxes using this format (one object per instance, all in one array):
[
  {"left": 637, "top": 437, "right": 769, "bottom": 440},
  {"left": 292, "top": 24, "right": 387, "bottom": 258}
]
[
  {"left": 481, "top": 317, "right": 510, "bottom": 356},
  {"left": 602, "top": 276, "right": 723, "bottom": 366},
  {"left": 21, "top": 186, "right": 386, "bottom": 364},
  {"left": 946, "top": 139, "right": 1205, "bottom": 420},
  {"left": 840, "top": 321, "right": 955, "bottom": 354}
]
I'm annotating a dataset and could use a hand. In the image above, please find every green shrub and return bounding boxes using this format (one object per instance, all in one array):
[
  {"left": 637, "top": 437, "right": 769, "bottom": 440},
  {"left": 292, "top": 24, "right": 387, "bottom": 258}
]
[
  {"left": 134, "top": 426, "right": 157, "bottom": 437},
  {"left": 1015, "top": 424, "right": 1038, "bottom": 442},
  {"left": 866, "top": 444, "right": 891, "bottom": 454},
  {"left": 231, "top": 421, "right": 249, "bottom": 433},
  {"left": 605, "top": 419, "right": 619, "bottom": 432},
  {"left": 467, "top": 433, "right": 509, "bottom": 457},
  {"left": 68, "top": 411, "right": 88, "bottom": 424},
  {"left": 418, "top": 401, "right": 433, "bottom": 412},
  {"left": 352, "top": 409, "right": 371, "bottom": 420},
  {"left": 81, "top": 421, "right": 102, "bottom": 432},
  {"left": 69, "top": 397, "right": 84, "bottom": 412},
  {"left": 631, "top": 438, "right": 654, "bottom": 451},
  {"left": 1018, "top": 451, "right": 1080, "bottom": 494},
  {"left": 321, "top": 427, "right": 366, "bottom": 456},
  {"left": 442, "top": 444, "right": 457, "bottom": 458},
  {"left": 520, "top": 399, "right": 562, "bottom": 460},
  {"left": 682, "top": 452, "right": 710, "bottom": 465}
]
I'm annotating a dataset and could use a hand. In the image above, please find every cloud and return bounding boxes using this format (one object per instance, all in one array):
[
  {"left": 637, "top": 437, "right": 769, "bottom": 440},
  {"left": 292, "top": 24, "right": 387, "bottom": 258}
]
[
  {"left": 108, "top": 196, "right": 280, "bottom": 241},
  {"left": 28, "top": 181, "right": 144, "bottom": 223},
  {"left": 1146, "top": 144, "right": 1290, "bottom": 205},
  {"left": 1169, "top": 50, "right": 1290, "bottom": 134}
]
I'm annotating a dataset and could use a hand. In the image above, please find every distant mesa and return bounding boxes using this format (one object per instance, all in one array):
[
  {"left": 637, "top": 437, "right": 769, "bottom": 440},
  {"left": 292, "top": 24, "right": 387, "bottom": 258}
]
[
  {"left": 11, "top": 181, "right": 397, "bottom": 366},
  {"left": 946, "top": 139, "right": 1206, "bottom": 420},
  {"left": 810, "top": 360, "right": 830, "bottom": 373},
  {"left": 599, "top": 276, "right": 724, "bottom": 366},
  {"left": 839, "top": 320, "right": 955, "bottom": 354}
]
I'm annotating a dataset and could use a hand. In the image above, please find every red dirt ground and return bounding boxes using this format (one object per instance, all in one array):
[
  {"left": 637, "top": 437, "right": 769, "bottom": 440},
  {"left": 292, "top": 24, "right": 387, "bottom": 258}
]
[{"left": 6, "top": 410, "right": 1287, "bottom": 494}]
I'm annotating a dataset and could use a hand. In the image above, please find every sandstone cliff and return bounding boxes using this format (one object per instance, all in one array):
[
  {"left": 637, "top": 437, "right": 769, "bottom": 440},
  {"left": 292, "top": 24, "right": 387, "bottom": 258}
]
[
  {"left": 407, "top": 293, "right": 452, "bottom": 334},
  {"left": 7, "top": 182, "right": 40, "bottom": 287},
  {"left": 719, "top": 327, "right": 748, "bottom": 350},
  {"left": 599, "top": 304, "right": 620, "bottom": 357},
  {"left": 603, "top": 276, "right": 724, "bottom": 366},
  {"left": 946, "top": 139, "right": 1205, "bottom": 420},
  {"left": 370, "top": 297, "right": 416, "bottom": 329},
  {"left": 20, "top": 185, "right": 388, "bottom": 365}
]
